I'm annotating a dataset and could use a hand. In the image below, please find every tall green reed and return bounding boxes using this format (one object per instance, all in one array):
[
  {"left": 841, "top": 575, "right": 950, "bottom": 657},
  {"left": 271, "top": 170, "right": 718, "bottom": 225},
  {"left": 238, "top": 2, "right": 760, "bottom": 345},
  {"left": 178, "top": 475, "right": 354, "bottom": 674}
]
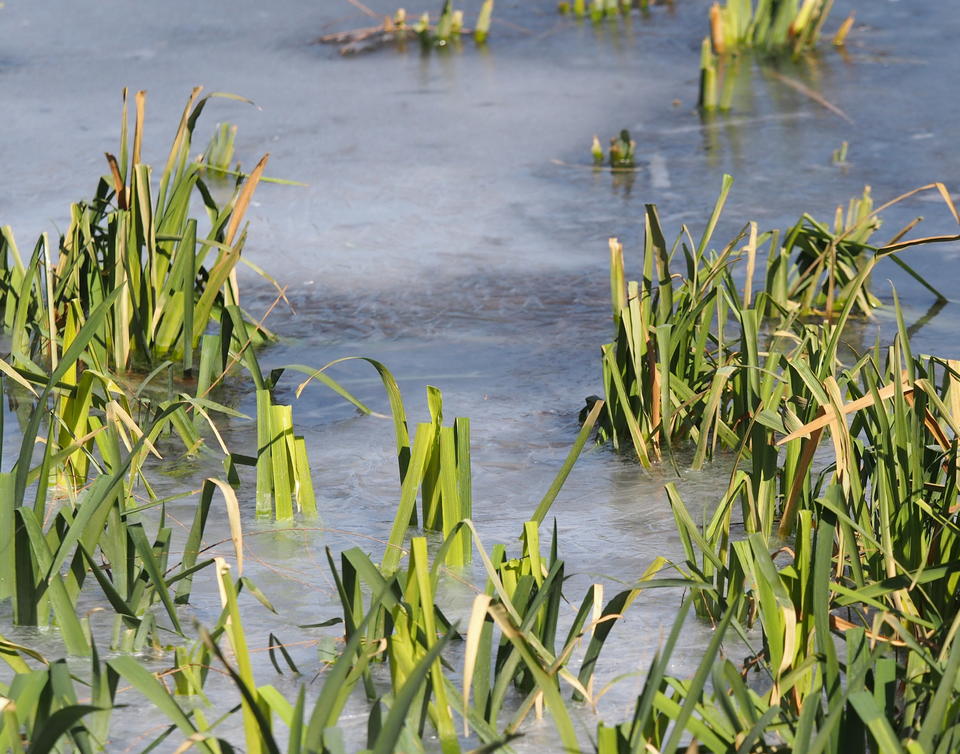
[
  {"left": 708, "top": 0, "right": 834, "bottom": 56},
  {"left": 599, "top": 176, "right": 954, "bottom": 472}
]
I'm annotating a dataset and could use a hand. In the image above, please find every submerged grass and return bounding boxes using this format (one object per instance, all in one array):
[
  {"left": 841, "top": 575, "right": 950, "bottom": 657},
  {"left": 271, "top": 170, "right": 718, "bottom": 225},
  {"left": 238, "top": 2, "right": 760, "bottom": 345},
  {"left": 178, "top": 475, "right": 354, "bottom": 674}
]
[{"left": 200, "top": 122, "right": 239, "bottom": 176}]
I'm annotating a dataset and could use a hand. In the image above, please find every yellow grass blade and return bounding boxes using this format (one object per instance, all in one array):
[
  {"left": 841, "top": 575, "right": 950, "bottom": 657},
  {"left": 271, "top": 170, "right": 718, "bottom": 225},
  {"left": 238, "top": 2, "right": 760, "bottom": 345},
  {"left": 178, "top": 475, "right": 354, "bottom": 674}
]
[
  {"left": 224, "top": 154, "right": 270, "bottom": 246},
  {"left": 208, "top": 478, "right": 244, "bottom": 576},
  {"left": 777, "top": 373, "right": 910, "bottom": 445}
]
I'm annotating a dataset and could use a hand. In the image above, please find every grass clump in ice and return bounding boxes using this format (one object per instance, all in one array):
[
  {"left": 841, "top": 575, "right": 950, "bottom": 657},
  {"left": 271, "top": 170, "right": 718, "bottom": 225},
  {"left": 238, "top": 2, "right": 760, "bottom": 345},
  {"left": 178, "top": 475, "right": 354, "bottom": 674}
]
[{"left": 319, "top": 0, "right": 495, "bottom": 55}]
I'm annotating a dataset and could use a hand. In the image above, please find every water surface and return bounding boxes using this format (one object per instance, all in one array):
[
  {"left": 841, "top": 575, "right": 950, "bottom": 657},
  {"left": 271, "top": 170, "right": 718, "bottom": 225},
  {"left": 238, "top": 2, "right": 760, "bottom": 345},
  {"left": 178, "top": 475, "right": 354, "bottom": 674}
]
[{"left": 2, "top": 0, "right": 959, "bottom": 749}]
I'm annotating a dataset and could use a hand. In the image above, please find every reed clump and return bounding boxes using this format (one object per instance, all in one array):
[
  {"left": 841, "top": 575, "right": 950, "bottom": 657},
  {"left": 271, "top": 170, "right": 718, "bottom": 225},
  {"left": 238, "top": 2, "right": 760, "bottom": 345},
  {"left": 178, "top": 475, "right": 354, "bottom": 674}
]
[
  {"left": 318, "top": 0, "right": 494, "bottom": 55},
  {"left": 0, "top": 88, "right": 276, "bottom": 376},
  {"left": 708, "top": 0, "right": 835, "bottom": 57},
  {"left": 599, "top": 175, "right": 953, "bottom": 468},
  {"left": 598, "top": 337, "right": 960, "bottom": 751},
  {"left": 559, "top": 0, "right": 653, "bottom": 22},
  {"left": 590, "top": 175, "right": 960, "bottom": 752},
  {"left": 591, "top": 129, "right": 638, "bottom": 168},
  {"left": 698, "top": 2, "right": 850, "bottom": 112},
  {"left": 0, "top": 88, "right": 379, "bottom": 668}
]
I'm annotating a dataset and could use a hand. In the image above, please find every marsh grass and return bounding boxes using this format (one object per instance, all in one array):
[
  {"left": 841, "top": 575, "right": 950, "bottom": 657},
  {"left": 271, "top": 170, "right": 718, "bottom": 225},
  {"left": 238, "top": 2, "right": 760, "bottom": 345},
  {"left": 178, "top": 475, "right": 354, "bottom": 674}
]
[
  {"left": 698, "top": 40, "right": 747, "bottom": 112},
  {"left": 0, "top": 90, "right": 407, "bottom": 751},
  {"left": 255, "top": 388, "right": 317, "bottom": 521},
  {"left": 321, "top": 516, "right": 657, "bottom": 752},
  {"left": 831, "top": 140, "right": 848, "bottom": 165},
  {"left": 591, "top": 173, "right": 960, "bottom": 752},
  {"left": 600, "top": 513, "right": 960, "bottom": 752},
  {"left": 595, "top": 350, "right": 960, "bottom": 750},
  {"left": 599, "top": 175, "right": 955, "bottom": 470},
  {"left": 0, "top": 89, "right": 383, "bottom": 534},
  {"left": 698, "top": 1, "right": 850, "bottom": 116},
  {"left": 0, "top": 290, "right": 242, "bottom": 653},
  {"left": 0, "top": 650, "right": 117, "bottom": 753},
  {"left": 0, "top": 88, "right": 275, "bottom": 376},
  {"left": 708, "top": 0, "right": 835, "bottom": 57},
  {"left": 559, "top": 0, "right": 652, "bottom": 22},
  {"left": 591, "top": 130, "right": 637, "bottom": 168},
  {"left": 5, "top": 79, "right": 960, "bottom": 753},
  {"left": 319, "top": 0, "right": 495, "bottom": 55}
]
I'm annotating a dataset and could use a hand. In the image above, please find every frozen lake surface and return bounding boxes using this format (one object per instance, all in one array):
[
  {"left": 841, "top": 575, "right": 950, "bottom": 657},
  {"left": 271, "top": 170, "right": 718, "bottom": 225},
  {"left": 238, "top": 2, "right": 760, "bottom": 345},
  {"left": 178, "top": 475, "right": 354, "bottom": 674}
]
[{"left": 2, "top": 0, "right": 960, "bottom": 749}]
